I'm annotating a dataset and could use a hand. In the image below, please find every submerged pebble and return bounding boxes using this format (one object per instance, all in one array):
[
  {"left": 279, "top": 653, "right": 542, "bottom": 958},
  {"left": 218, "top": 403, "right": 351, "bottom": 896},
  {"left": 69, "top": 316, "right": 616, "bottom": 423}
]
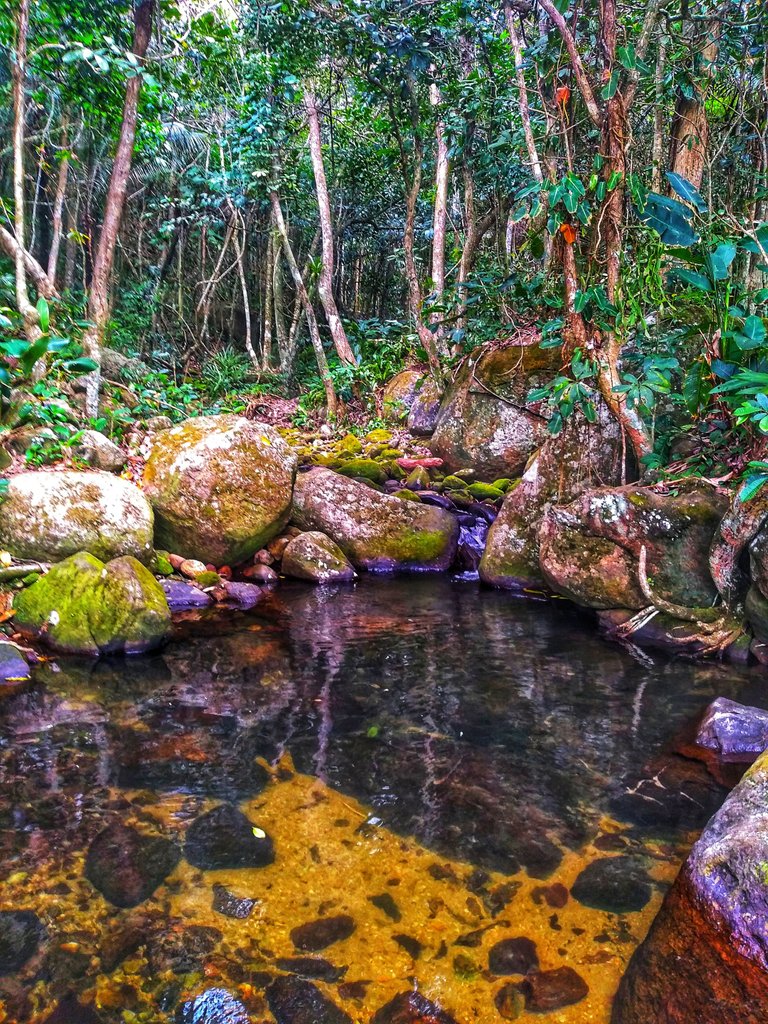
[
  {"left": 267, "top": 975, "right": 352, "bottom": 1024},
  {"left": 368, "top": 892, "right": 402, "bottom": 921},
  {"left": 275, "top": 955, "right": 347, "bottom": 981},
  {"left": 185, "top": 804, "right": 275, "bottom": 870},
  {"left": 84, "top": 822, "right": 181, "bottom": 908},
  {"left": 515, "top": 966, "right": 589, "bottom": 1011},
  {"left": 571, "top": 857, "right": 652, "bottom": 913},
  {"left": 0, "top": 909, "right": 45, "bottom": 975},
  {"left": 212, "top": 883, "right": 257, "bottom": 919},
  {"left": 488, "top": 936, "right": 539, "bottom": 976},
  {"left": 371, "top": 990, "right": 459, "bottom": 1023},
  {"left": 176, "top": 987, "right": 251, "bottom": 1024},
  {"left": 290, "top": 914, "right": 356, "bottom": 951}
]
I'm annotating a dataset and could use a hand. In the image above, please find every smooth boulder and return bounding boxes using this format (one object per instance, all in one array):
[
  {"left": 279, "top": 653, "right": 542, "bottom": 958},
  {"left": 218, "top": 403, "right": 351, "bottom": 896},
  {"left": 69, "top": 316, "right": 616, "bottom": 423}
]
[
  {"left": 0, "top": 471, "right": 153, "bottom": 564},
  {"left": 382, "top": 369, "right": 425, "bottom": 422},
  {"left": 143, "top": 415, "right": 297, "bottom": 565},
  {"left": 185, "top": 803, "right": 275, "bottom": 870},
  {"left": 429, "top": 343, "right": 557, "bottom": 477},
  {"left": 613, "top": 748, "right": 768, "bottom": 1023},
  {"left": 281, "top": 531, "right": 357, "bottom": 582},
  {"left": 539, "top": 482, "right": 727, "bottom": 610},
  {"left": 71, "top": 429, "right": 125, "bottom": 472},
  {"left": 292, "top": 468, "right": 458, "bottom": 572},
  {"left": 85, "top": 822, "right": 180, "bottom": 908},
  {"left": 696, "top": 697, "right": 768, "bottom": 763},
  {"left": 13, "top": 552, "right": 171, "bottom": 656},
  {"left": 0, "top": 910, "right": 45, "bottom": 975}
]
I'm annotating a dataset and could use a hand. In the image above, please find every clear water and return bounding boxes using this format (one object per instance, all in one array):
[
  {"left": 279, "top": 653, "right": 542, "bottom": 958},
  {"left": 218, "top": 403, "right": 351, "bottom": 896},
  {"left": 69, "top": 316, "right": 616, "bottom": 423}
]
[{"left": 0, "top": 577, "right": 763, "bottom": 1023}]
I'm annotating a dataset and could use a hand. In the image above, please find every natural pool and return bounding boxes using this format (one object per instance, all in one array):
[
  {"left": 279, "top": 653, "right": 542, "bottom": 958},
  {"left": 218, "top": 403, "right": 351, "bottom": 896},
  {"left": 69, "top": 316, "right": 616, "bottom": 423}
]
[{"left": 0, "top": 577, "right": 764, "bottom": 1024}]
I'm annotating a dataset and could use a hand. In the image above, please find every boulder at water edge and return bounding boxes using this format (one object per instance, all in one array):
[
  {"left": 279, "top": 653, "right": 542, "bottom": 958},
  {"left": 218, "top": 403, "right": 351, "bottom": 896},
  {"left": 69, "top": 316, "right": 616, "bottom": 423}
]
[
  {"left": 13, "top": 552, "right": 171, "bottom": 655},
  {"left": 613, "top": 748, "right": 768, "bottom": 1023},
  {"left": 292, "top": 467, "right": 458, "bottom": 572},
  {"left": 429, "top": 343, "right": 558, "bottom": 478},
  {"left": 695, "top": 697, "right": 768, "bottom": 764},
  {"left": 143, "top": 414, "right": 297, "bottom": 566},
  {"left": 538, "top": 482, "right": 727, "bottom": 610},
  {"left": 281, "top": 530, "right": 357, "bottom": 582},
  {"left": 0, "top": 471, "right": 153, "bottom": 563}
]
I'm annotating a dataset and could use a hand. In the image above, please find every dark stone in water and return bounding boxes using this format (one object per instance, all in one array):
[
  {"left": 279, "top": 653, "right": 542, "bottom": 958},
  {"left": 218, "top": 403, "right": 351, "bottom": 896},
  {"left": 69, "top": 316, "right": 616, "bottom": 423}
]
[
  {"left": 571, "top": 857, "right": 652, "bottom": 913},
  {"left": 338, "top": 980, "right": 369, "bottom": 1000},
  {"left": 267, "top": 975, "right": 352, "bottom": 1024},
  {"left": 416, "top": 491, "right": 456, "bottom": 512},
  {"left": 161, "top": 580, "right": 213, "bottom": 610},
  {"left": 515, "top": 966, "right": 589, "bottom": 1011},
  {"left": 185, "top": 804, "right": 274, "bottom": 870},
  {"left": 392, "top": 933, "right": 423, "bottom": 959},
  {"left": 696, "top": 697, "right": 768, "bottom": 763},
  {"left": 494, "top": 983, "right": 525, "bottom": 1020},
  {"left": 531, "top": 882, "right": 569, "bottom": 908},
  {"left": 368, "top": 892, "right": 401, "bottom": 922},
  {"left": 99, "top": 912, "right": 152, "bottom": 971},
  {"left": 0, "top": 910, "right": 45, "bottom": 975},
  {"left": 275, "top": 956, "right": 347, "bottom": 981},
  {"left": 44, "top": 995, "right": 103, "bottom": 1023},
  {"left": 371, "top": 991, "right": 458, "bottom": 1024},
  {"left": 85, "top": 822, "right": 181, "bottom": 908},
  {"left": 212, "top": 883, "right": 257, "bottom": 919},
  {"left": 290, "top": 914, "right": 355, "bottom": 952},
  {"left": 488, "top": 936, "right": 539, "bottom": 975},
  {"left": 176, "top": 987, "right": 251, "bottom": 1024}
]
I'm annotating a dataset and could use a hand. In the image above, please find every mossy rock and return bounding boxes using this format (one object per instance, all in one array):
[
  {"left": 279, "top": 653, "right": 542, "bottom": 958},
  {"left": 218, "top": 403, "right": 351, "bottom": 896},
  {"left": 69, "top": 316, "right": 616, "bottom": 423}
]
[
  {"left": 468, "top": 482, "right": 505, "bottom": 501},
  {"left": 334, "top": 433, "right": 363, "bottom": 455},
  {"left": 142, "top": 415, "right": 297, "bottom": 566},
  {"left": 194, "top": 571, "right": 221, "bottom": 588},
  {"left": 0, "top": 471, "right": 154, "bottom": 565},
  {"left": 442, "top": 475, "right": 470, "bottom": 491},
  {"left": 151, "top": 551, "right": 174, "bottom": 576},
  {"left": 491, "top": 478, "right": 514, "bottom": 493},
  {"left": 336, "top": 459, "right": 388, "bottom": 484},
  {"left": 292, "top": 468, "right": 458, "bottom": 572},
  {"left": 405, "top": 466, "right": 431, "bottom": 490},
  {"left": 365, "top": 428, "right": 393, "bottom": 444},
  {"left": 379, "top": 448, "right": 404, "bottom": 459},
  {"left": 393, "top": 489, "right": 421, "bottom": 502},
  {"left": 281, "top": 531, "right": 357, "bottom": 582},
  {"left": 13, "top": 552, "right": 171, "bottom": 656},
  {"left": 382, "top": 370, "right": 424, "bottom": 422}
]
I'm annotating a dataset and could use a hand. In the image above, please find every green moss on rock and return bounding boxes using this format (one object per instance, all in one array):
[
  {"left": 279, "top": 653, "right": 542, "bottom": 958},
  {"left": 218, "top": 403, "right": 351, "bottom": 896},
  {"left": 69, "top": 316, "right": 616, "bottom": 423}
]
[
  {"left": 337, "top": 459, "right": 388, "bottom": 484},
  {"left": 468, "top": 482, "right": 505, "bottom": 501}
]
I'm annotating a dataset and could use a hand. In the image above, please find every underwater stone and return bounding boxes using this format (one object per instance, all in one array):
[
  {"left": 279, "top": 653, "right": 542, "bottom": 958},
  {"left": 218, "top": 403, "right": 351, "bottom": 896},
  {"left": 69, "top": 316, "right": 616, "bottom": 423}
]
[
  {"left": 0, "top": 641, "right": 31, "bottom": 691},
  {"left": 161, "top": 579, "right": 214, "bottom": 610},
  {"left": 290, "top": 914, "right": 356, "bottom": 952},
  {"left": 275, "top": 956, "right": 347, "bottom": 981},
  {"left": 211, "top": 883, "right": 256, "bottom": 920},
  {"left": 185, "top": 803, "right": 274, "bottom": 870},
  {"left": 281, "top": 531, "right": 357, "bottom": 583},
  {"left": 570, "top": 857, "right": 652, "bottom": 913},
  {"left": 267, "top": 975, "right": 352, "bottom": 1024},
  {"left": 85, "top": 822, "right": 181, "bottom": 908},
  {"left": 696, "top": 697, "right": 768, "bottom": 763},
  {"left": 176, "top": 987, "right": 251, "bottom": 1024},
  {"left": 43, "top": 994, "right": 103, "bottom": 1023},
  {"left": 515, "top": 966, "right": 589, "bottom": 1011},
  {"left": 368, "top": 892, "right": 401, "bottom": 922},
  {"left": 488, "top": 937, "right": 539, "bottom": 975},
  {"left": 371, "top": 991, "right": 459, "bottom": 1024},
  {"left": 0, "top": 910, "right": 45, "bottom": 975}
]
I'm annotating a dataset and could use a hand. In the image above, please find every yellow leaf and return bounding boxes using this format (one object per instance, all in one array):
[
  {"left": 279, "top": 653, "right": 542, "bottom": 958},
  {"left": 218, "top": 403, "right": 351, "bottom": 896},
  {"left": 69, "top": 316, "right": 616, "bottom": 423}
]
[{"left": 0, "top": 551, "right": 12, "bottom": 567}]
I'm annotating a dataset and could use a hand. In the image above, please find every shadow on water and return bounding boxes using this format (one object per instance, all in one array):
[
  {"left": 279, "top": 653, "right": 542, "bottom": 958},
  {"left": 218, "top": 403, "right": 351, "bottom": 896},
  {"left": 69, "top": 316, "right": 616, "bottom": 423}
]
[{"left": 0, "top": 576, "right": 765, "bottom": 1022}]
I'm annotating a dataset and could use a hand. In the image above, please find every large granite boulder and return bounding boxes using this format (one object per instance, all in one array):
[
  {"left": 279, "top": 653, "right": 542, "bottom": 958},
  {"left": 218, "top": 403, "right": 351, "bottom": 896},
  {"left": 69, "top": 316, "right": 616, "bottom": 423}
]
[
  {"left": 292, "top": 467, "right": 458, "bottom": 572},
  {"left": 13, "top": 552, "right": 171, "bottom": 656},
  {"left": 538, "top": 483, "right": 727, "bottom": 610},
  {"left": 480, "top": 403, "right": 625, "bottom": 592},
  {"left": 613, "top": 748, "right": 768, "bottom": 1023},
  {"left": 142, "top": 415, "right": 297, "bottom": 565},
  {"left": 0, "top": 471, "right": 153, "bottom": 564},
  {"left": 382, "top": 369, "right": 425, "bottom": 422},
  {"left": 429, "top": 343, "right": 558, "bottom": 477}
]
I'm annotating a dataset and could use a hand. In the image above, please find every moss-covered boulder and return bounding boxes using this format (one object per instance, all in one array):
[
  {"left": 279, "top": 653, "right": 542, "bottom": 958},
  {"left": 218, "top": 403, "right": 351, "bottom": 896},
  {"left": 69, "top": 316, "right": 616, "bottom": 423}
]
[
  {"left": 292, "top": 467, "right": 458, "bottom": 572},
  {"left": 281, "top": 531, "right": 357, "bottom": 582},
  {"left": 382, "top": 369, "right": 425, "bottom": 422},
  {"left": 0, "top": 471, "right": 153, "bottom": 564},
  {"left": 429, "top": 343, "right": 558, "bottom": 477},
  {"left": 538, "top": 483, "right": 727, "bottom": 610},
  {"left": 13, "top": 552, "right": 171, "bottom": 656},
  {"left": 480, "top": 404, "right": 626, "bottom": 592},
  {"left": 142, "top": 415, "right": 297, "bottom": 566},
  {"left": 336, "top": 458, "right": 388, "bottom": 484}
]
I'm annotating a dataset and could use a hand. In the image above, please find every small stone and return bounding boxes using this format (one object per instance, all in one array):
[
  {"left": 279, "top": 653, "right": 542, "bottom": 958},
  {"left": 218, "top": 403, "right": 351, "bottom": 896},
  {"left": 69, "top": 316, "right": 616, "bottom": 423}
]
[
  {"left": 392, "top": 934, "right": 423, "bottom": 959},
  {"left": 488, "top": 937, "right": 539, "bottom": 975},
  {"left": 145, "top": 415, "right": 173, "bottom": 432},
  {"left": 161, "top": 579, "right": 214, "bottom": 610},
  {"left": 242, "top": 564, "right": 279, "bottom": 584},
  {"left": 0, "top": 910, "right": 45, "bottom": 975},
  {"left": 515, "top": 966, "right": 589, "bottom": 1011},
  {"left": 494, "top": 984, "right": 524, "bottom": 1020},
  {"left": 531, "top": 883, "right": 569, "bottom": 908},
  {"left": 281, "top": 531, "right": 356, "bottom": 583},
  {"left": 405, "top": 466, "right": 431, "bottom": 490},
  {"left": 275, "top": 956, "right": 347, "bottom": 981},
  {"left": 85, "top": 823, "right": 181, "bottom": 908},
  {"left": 371, "top": 991, "right": 458, "bottom": 1024},
  {"left": 290, "top": 914, "right": 356, "bottom": 952},
  {"left": 368, "top": 892, "right": 401, "bottom": 922},
  {"left": 267, "top": 975, "right": 352, "bottom": 1024},
  {"left": 571, "top": 857, "right": 652, "bottom": 913},
  {"left": 176, "top": 987, "right": 251, "bottom": 1024},
  {"left": 185, "top": 804, "right": 274, "bottom": 870},
  {"left": 217, "top": 581, "right": 266, "bottom": 606},
  {"left": 267, "top": 535, "right": 292, "bottom": 560},
  {"left": 180, "top": 559, "right": 208, "bottom": 579},
  {"left": 0, "top": 641, "right": 31, "bottom": 693},
  {"left": 212, "top": 883, "right": 257, "bottom": 919},
  {"left": 71, "top": 429, "right": 125, "bottom": 472},
  {"left": 254, "top": 548, "right": 275, "bottom": 565}
]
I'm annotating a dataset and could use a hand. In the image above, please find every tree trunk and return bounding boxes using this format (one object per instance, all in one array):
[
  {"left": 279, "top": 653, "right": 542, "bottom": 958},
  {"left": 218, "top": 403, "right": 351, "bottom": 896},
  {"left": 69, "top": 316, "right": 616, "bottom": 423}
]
[
  {"left": 46, "top": 119, "right": 70, "bottom": 287},
  {"left": 82, "top": 0, "right": 155, "bottom": 416},
  {"left": 303, "top": 84, "right": 356, "bottom": 366},
  {"left": 261, "top": 227, "right": 274, "bottom": 370},
  {"left": 668, "top": 12, "right": 718, "bottom": 191},
  {"left": 429, "top": 80, "right": 450, "bottom": 305}
]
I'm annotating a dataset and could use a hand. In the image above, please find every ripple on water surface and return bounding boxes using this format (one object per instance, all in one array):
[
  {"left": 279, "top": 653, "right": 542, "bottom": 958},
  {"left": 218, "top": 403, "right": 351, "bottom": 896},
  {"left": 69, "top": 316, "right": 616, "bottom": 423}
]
[{"left": 0, "top": 576, "right": 765, "bottom": 1023}]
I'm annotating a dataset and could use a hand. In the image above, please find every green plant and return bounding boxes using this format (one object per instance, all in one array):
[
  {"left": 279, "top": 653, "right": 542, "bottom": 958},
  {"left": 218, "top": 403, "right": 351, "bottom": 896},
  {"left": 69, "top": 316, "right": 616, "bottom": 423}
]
[{"left": 199, "top": 346, "right": 252, "bottom": 397}]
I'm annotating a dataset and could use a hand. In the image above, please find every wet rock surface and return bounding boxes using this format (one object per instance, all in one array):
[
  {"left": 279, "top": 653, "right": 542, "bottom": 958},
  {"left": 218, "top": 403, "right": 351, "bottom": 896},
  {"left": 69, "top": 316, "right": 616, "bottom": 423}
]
[
  {"left": 267, "top": 975, "right": 352, "bottom": 1024},
  {"left": 275, "top": 956, "right": 347, "bottom": 981},
  {"left": 211, "top": 883, "right": 257, "bottom": 919},
  {"left": 0, "top": 910, "right": 45, "bottom": 975},
  {"left": 571, "top": 857, "right": 652, "bottom": 914},
  {"left": 488, "top": 936, "right": 539, "bottom": 975},
  {"left": 84, "top": 822, "right": 181, "bottom": 908},
  {"left": 176, "top": 987, "right": 251, "bottom": 1024},
  {"left": 695, "top": 697, "right": 768, "bottom": 763},
  {"left": 281, "top": 530, "right": 357, "bottom": 582},
  {"left": 516, "top": 966, "right": 589, "bottom": 1011},
  {"left": 290, "top": 914, "right": 356, "bottom": 951},
  {"left": 184, "top": 804, "right": 275, "bottom": 870},
  {"left": 371, "top": 990, "right": 459, "bottom": 1023}
]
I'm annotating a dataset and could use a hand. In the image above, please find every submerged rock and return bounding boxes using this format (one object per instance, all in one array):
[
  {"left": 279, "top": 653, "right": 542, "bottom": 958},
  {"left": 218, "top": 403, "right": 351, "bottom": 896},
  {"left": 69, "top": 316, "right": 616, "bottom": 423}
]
[
  {"left": 143, "top": 414, "right": 297, "bottom": 565},
  {"left": 85, "top": 822, "right": 180, "bottom": 908},
  {"left": 267, "top": 975, "right": 352, "bottom": 1024},
  {"left": 13, "top": 552, "right": 171, "bottom": 656},
  {"left": 0, "top": 910, "right": 45, "bottom": 975},
  {"left": 211, "top": 884, "right": 257, "bottom": 920},
  {"left": 176, "top": 987, "right": 251, "bottom": 1024},
  {"left": 281, "top": 531, "right": 357, "bottom": 582},
  {"left": 185, "top": 804, "right": 274, "bottom": 870},
  {"left": 488, "top": 936, "right": 539, "bottom": 975},
  {"left": 293, "top": 468, "right": 458, "bottom": 572},
  {"left": 539, "top": 482, "right": 726, "bottom": 610},
  {"left": 570, "top": 857, "right": 652, "bottom": 913},
  {"left": 0, "top": 470, "right": 153, "bottom": 563},
  {"left": 429, "top": 343, "right": 557, "bottom": 478},
  {"left": 371, "top": 991, "right": 458, "bottom": 1024},
  {"left": 275, "top": 956, "right": 347, "bottom": 981},
  {"left": 696, "top": 697, "right": 768, "bottom": 763},
  {"left": 613, "top": 748, "right": 768, "bottom": 1023},
  {"left": 43, "top": 994, "right": 103, "bottom": 1023},
  {"left": 516, "top": 967, "right": 588, "bottom": 1011},
  {"left": 0, "top": 641, "right": 31, "bottom": 690},
  {"left": 290, "top": 914, "right": 356, "bottom": 952}
]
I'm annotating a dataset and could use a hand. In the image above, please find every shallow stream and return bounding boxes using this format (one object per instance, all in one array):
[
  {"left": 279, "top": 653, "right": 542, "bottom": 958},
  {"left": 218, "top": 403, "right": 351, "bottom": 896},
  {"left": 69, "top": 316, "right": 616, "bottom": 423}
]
[{"left": 1, "top": 577, "right": 765, "bottom": 1023}]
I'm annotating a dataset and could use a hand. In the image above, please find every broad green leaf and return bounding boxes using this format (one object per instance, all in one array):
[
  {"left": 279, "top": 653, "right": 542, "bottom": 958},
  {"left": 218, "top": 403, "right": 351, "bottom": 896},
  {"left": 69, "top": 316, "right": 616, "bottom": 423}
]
[
  {"left": 708, "top": 243, "right": 736, "bottom": 281},
  {"left": 665, "top": 172, "right": 707, "bottom": 213},
  {"left": 672, "top": 268, "right": 712, "bottom": 291},
  {"left": 617, "top": 44, "right": 636, "bottom": 69},
  {"left": 739, "top": 474, "right": 768, "bottom": 502},
  {"left": 36, "top": 297, "right": 49, "bottom": 334}
]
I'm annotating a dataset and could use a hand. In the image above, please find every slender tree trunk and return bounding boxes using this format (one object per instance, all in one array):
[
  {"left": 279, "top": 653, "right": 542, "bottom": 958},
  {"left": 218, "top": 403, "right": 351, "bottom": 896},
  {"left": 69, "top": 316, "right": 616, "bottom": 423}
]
[
  {"left": 82, "top": 0, "right": 155, "bottom": 416},
  {"left": 429, "top": 80, "right": 449, "bottom": 304},
  {"left": 46, "top": 118, "right": 70, "bottom": 287},
  {"left": 303, "top": 84, "right": 355, "bottom": 366},
  {"left": 235, "top": 212, "right": 258, "bottom": 368},
  {"left": 270, "top": 190, "right": 336, "bottom": 418},
  {"left": 668, "top": 9, "right": 718, "bottom": 191},
  {"left": 272, "top": 234, "right": 288, "bottom": 370},
  {"left": 261, "top": 228, "right": 274, "bottom": 370},
  {"left": 651, "top": 33, "right": 668, "bottom": 191}
]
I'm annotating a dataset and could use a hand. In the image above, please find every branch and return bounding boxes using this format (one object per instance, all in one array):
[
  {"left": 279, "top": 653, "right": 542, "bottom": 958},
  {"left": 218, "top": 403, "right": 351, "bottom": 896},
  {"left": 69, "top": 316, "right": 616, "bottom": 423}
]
[{"left": 536, "top": 0, "right": 602, "bottom": 127}]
